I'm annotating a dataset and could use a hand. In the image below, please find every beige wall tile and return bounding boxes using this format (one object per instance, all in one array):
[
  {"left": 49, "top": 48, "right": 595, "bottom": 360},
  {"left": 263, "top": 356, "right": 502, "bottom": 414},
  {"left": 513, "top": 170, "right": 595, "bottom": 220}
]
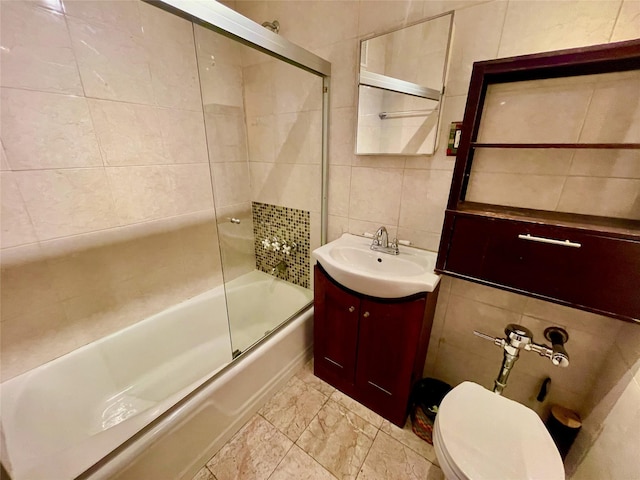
[
  {"left": 246, "top": 115, "right": 277, "bottom": 163},
  {"left": 471, "top": 148, "right": 574, "bottom": 176},
  {"left": 194, "top": 23, "right": 244, "bottom": 68},
  {"left": 579, "top": 72, "right": 640, "bottom": 144},
  {"left": 271, "top": 1, "right": 359, "bottom": 49},
  {"left": 349, "top": 167, "right": 404, "bottom": 225},
  {"left": 445, "top": 1, "right": 507, "bottom": 97},
  {"left": 314, "top": 39, "right": 358, "bottom": 110},
  {"left": 15, "top": 168, "right": 120, "bottom": 241},
  {"left": 139, "top": 2, "right": 202, "bottom": 111},
  {"left": 243, "top": 62, "right": 275, "bottom": 118},
  {"left": 89, "top": 99, "right": 209, "bottom": 166},
  {"left": 107, "top": 164, "right": 214, "bottom": 224},
  {"left": 273, "top": 61, "right": 323, "bottom": 114},
  {"left": 211, "top": 162, "right": 251, "bottom": 208},
  {"left": 250, "top": 163, "right": 321, "bottom": 212},
  {"left": 0, "top": 1, "right": 83, "bottom": 95},
  {"left": 569, "top": 149, "right": 640, "bottom": 179},
  {"left": 1, "top": 172, "right": 37, "bottom": 249},
  {"left": 1, "top": 88, "right": 102, "bottom": 170},
  {"left": 0, "top": 301, "right": 79, "bottom": 381},
  {"left": 205, "top": 107, "right": 249, "bottom": 164},
  {"left": 523, "top": 297, "right": 622, "bottom": 340},
  {"left": 199, "top": 61, "right": 244, "bottom": 108},
  {"left": 1, "top": 246, "right": 60, "bottom": 321},
  {"left": 328, "top": 165, "right": 351, "bottom": 217},
  {"left": 442, "top": 294, "right": 522, "bottom": 358},
  {"left": 88, "top": 99, "right": 164, "bottom": 166},
  {"left": 466, "top": 172, "right": 566, "bottom": 211},
  {"left": 610, "top": 0, "right": 640, "bottom": 42},
  {"left": 275, "top": 111, "right": 322, "bottom": 164},
  {"left": 399, "top": 169, "right": 452, "bottom": 233},
  {"left": 497, "top": 1, "right": 620, "bottom": 58},
  {"left": 557, "top": 177, "right": 640, "bottom": 219},
  {"left": 329, "top": 107, "right": 356, "bottom": 166},
  {"left": 478, "top": 81, "right": 593, "bottom": 143},
  {"left": 327, "top": 215, "right": 349, "bottom": 242},
  {"left": 395, "top": 227, "right": 441, "bottom": 251},
  {"left": 62, "top": 0, "right": 142, "bottom": 35},
  {"left": 1, "top": 142, "right": 9, "bottom": 171},
  {"left": 67, "top": 15, "right": 153, "bottom": 104},
  {"left": 358, "top": 0, "right": 424, "bottom": 37},
  {"left": 450, "top": 278, "right": 529, "bottom": 313}
]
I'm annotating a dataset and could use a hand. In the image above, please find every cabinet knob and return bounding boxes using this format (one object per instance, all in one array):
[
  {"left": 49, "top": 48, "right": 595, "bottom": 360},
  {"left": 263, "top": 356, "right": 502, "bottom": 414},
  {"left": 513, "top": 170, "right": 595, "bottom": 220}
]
[
  {"left": 363, "top": 311, "right": 370, "bottom": 318},
  {"left": 348, "top": 306, "right": 355, "bottom": 313}
]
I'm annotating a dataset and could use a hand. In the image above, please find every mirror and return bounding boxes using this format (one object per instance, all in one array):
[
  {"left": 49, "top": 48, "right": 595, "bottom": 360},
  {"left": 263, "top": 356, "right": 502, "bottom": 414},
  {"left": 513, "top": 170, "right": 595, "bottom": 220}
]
[{"left": 356, "top": 13, "right": 453, "bottom": 155}]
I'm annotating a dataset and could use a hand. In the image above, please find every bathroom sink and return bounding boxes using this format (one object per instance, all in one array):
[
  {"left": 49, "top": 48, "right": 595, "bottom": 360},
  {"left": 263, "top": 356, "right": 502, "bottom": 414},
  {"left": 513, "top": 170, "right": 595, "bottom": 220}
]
[{"left": 312, "top": 233, "right": 440, "bottom": 298}]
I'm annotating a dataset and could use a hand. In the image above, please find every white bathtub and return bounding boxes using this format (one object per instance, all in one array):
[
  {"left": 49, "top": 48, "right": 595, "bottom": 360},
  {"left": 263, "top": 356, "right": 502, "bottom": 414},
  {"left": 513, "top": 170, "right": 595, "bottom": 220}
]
[{"left": 0, "top": 270, "right": 313, "bottom": 480}]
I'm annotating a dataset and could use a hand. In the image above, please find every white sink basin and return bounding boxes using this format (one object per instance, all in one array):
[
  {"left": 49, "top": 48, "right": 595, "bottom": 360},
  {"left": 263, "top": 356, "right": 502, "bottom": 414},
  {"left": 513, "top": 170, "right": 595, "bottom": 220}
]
[{"left": 312, "top": 233, "right": 440, "bottom": 298}]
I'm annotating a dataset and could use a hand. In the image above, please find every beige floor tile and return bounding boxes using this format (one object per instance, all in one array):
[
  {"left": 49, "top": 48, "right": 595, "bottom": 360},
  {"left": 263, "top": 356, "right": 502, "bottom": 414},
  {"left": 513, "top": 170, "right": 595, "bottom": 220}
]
[
  {"left": 329, "top": 390, "right": 384, "bottom": 428},
  {"left": 259, "top": 375, "right": 328, "bottom": 441},
  {"left": 192, "top": 466, "right": 216, "bottom": 480},
  {"left": 379, "top": 418, "right": 438, "bottom": 464},
  {"left": 356, "top": 431, "right": 444, "bottom": 480},
  {"left": 297, "top": 400, "right": 377, "bottom": 480},
  {"left": 206, "top": 415, "right": 292, "bottom": 480},
  {"left": 295, "top": 360, "right": 336, "bottom": 397},
  {"left": 269, "top": 444, "right": 337, "bottom": 480}
]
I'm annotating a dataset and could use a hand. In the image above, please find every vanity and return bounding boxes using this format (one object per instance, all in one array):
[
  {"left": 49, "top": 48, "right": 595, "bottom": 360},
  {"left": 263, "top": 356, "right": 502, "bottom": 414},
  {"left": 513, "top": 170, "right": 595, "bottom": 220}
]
[{"left": 312, "top": 234, "right": 440, "bottom": 426}]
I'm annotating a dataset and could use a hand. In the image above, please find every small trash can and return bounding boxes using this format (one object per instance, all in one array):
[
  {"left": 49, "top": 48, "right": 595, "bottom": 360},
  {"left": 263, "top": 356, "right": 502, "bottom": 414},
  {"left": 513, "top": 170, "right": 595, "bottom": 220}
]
[
  {"left": 545, "top": 405, "right": 582, "bottom": 459},
  {"left": 409, "top": 378, "right": 452, "bottom": 444}
]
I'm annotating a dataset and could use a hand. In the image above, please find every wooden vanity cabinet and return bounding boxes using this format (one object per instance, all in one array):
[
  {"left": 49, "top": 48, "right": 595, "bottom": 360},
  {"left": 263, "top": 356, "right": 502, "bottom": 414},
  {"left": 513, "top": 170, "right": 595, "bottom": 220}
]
[{"left": 313, "top": 264, "right": 438, "bottom": 426}]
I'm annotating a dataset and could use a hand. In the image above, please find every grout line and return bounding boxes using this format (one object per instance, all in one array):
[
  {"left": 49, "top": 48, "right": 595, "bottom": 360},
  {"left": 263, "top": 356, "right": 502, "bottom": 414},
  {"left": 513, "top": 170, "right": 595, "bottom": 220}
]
[{"left": 607, "top": 0, "right": 625, "bottom": 43}]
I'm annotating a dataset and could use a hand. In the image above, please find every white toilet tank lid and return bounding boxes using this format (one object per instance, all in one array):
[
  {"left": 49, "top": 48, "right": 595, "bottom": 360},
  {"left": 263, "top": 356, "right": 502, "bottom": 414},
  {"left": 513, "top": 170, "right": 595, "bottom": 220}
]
[{"left": 437, "top": 382, "right": 565, "bottom": 480}]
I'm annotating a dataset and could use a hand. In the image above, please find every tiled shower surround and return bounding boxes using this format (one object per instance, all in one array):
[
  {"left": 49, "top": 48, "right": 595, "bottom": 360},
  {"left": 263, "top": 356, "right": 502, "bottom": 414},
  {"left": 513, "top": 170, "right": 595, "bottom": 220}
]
[{"left": 252, "top": 202, "right": 310, "bottom": 289}]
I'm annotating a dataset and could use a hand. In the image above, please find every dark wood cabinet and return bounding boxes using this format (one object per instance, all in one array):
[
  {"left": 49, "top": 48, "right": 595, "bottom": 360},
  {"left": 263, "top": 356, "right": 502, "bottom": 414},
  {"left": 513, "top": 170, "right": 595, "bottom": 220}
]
[
  {"left": 437, "top": 40, "right": 640, "bottom": 323},
  {"left": 313, "top": 264, "right": 438, "bottom": 426}
]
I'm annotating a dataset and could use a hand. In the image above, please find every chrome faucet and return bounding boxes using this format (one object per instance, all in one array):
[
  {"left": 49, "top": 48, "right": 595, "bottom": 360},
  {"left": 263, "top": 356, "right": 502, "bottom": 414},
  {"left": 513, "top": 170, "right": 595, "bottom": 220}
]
[
  {"left": 270, "top": 260, "right": 288, "bottom": 276},
  {"left": 371, "top": 226, "right": 399, "bottom": 255},
  {"left": 474, "top": 324, "right": 570, "bottom": 395}
]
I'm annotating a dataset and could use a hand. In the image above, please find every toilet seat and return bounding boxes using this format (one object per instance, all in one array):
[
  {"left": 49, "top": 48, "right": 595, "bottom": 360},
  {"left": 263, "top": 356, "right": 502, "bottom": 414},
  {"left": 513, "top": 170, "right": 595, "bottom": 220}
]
[{"left": 434, "top": 382, "right": 564, "bottom": 480}]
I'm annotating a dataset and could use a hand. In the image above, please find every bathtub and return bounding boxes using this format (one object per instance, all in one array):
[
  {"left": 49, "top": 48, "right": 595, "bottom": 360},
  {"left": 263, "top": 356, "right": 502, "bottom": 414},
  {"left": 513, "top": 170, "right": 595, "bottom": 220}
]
[{"left": 0, "top": 270, "right": 313, "bottom": 480}]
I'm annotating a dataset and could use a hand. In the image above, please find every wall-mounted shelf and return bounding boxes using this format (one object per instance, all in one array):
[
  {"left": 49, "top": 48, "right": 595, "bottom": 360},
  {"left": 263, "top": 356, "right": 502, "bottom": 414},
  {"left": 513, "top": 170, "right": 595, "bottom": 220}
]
[{"left": 436, "top": 39, "right": 640, "bottom": 323}]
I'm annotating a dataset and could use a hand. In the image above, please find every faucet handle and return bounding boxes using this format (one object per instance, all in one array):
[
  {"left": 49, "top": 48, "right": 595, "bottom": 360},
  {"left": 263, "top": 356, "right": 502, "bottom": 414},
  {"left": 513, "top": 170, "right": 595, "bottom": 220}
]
[{"left": 473, "top": 330, "right": 505, "bottom": 347}]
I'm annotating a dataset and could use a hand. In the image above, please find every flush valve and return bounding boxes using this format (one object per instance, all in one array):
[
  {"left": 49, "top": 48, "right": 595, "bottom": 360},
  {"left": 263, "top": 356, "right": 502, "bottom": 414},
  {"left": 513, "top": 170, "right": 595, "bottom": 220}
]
[{"left": 474, "top": 324, "right": 570, "bottom": 394}]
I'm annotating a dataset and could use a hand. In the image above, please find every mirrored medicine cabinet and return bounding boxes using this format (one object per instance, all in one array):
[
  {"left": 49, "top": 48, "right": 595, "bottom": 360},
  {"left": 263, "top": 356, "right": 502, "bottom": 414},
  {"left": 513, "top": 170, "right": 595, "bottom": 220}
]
[{"left": 355, "top": 12, "right": 453, "bottom": 156}]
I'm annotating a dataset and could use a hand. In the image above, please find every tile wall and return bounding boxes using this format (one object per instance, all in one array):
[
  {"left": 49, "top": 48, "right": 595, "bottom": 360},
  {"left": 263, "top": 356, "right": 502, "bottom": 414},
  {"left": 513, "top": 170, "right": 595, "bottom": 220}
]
[
  {"left": 252, "top": 202, "right": 311, "bottom": 288},
  {"left": 0, "top": 0, "right": 327, "bottom": 381},
  {"left": 0, "top": 1, "right": 222, "bottom": 381},
  {"left": 233, "top": 0, "right": 639, "bottom": 474}
]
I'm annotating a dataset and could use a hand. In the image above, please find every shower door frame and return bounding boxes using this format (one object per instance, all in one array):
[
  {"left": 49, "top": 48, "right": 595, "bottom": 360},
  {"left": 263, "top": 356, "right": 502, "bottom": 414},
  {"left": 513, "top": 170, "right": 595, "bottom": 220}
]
[{"left": 148, "top": 0, "right": 331, "bottom": 243}]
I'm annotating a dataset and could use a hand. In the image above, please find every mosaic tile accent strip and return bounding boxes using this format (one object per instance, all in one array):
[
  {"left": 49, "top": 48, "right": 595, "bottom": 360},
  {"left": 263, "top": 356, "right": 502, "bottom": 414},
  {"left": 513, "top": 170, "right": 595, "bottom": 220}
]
[{"left": 252, "top": 202, "right": 310, "bottom": 288}]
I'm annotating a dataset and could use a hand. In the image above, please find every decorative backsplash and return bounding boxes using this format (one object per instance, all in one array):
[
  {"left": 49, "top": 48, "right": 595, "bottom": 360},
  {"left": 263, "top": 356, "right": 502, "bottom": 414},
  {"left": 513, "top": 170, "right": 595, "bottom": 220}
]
[{"left": 252, "top": 202, "right": 310, "bottom": 288}]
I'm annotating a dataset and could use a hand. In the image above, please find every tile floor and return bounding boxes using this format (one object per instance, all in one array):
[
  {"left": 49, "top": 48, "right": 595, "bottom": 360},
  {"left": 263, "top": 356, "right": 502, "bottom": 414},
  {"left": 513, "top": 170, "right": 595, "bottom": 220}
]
[{"left": 192, "top": 361, "right": 444, "bottom": 480}]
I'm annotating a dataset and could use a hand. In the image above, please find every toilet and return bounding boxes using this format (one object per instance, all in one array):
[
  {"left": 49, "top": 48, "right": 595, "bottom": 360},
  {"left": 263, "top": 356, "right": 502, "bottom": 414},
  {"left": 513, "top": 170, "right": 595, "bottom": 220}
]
[{"left": 433, "top": 382, "right": 565, "bottom": 480}]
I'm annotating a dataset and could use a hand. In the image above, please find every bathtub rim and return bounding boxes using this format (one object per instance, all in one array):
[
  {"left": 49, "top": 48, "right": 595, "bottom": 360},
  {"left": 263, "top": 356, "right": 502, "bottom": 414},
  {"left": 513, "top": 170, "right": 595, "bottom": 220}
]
[{"left": 74, "top": 302, "right": 313, "bottom": 480}]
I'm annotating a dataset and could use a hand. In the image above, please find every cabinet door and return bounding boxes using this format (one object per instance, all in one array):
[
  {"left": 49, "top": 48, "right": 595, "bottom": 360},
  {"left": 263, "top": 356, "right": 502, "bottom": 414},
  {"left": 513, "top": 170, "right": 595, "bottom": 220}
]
[
  {"left": 355, "top": 297, "right": 427, "bottom": 426},
  {"left": 313, "top": 266, "right": 360, "bottom": 392}
]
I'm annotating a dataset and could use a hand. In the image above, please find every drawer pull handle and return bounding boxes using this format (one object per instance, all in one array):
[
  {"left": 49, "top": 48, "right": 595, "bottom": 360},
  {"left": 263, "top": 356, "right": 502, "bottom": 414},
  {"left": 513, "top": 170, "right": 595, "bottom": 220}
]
[
  {"left": 324, "top": 357, "right": 343, "bottom": 369},
  {"left": 348, "top": 306, "right": 355, "bottom": 313},
  {"left": 518, "top": 234, "right": 581, "bottom": 248},
  {"left": 368, "top": 381, "right": 393, "bottom": 396},
  {"left": 363, "top": 311, "right": 370, "bottom": 318}
]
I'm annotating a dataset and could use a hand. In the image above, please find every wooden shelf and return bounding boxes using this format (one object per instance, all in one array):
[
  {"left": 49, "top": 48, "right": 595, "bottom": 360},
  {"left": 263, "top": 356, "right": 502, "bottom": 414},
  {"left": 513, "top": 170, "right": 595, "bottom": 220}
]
[
  {"left": 455, "top": 202, "right": 640, "bottom": 238},
  {"left": 471, "top": 143, "right": 640, "bottom": 150}
]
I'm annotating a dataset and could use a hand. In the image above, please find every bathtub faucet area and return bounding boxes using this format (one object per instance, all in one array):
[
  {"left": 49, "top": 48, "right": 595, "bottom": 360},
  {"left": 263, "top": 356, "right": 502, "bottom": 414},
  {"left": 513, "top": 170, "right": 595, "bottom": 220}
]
[{"left": 271, "top": 260, "right": 288, "bottom": 276}]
